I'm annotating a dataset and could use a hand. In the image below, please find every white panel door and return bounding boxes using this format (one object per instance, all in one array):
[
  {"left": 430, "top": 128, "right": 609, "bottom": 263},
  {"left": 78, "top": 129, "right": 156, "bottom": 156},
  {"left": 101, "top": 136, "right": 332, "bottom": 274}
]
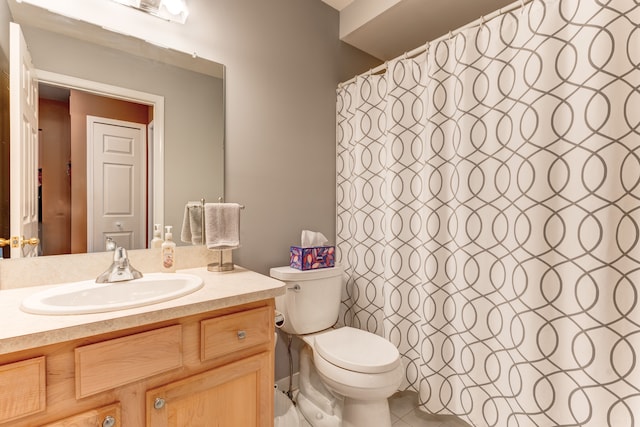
[
  {"left": 87, "top": 116, "right": 146, "bottom": 252},
  {"left": 9, "top": 23, "right": 40, "bottom": 258}
]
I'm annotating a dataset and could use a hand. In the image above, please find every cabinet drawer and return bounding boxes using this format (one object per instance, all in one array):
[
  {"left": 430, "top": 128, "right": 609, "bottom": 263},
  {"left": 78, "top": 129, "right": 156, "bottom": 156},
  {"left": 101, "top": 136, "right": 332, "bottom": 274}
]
[
  {"left": 0, "top": 356, "right": 46, "bottom": 423},
  {"left": 75, "top": 325, "right": 182, "bottom": 398},
  {"left": 41, "top": 402, "right": 121, "bottom": 427},
  {"left": 201, "top": 306, "right": 271, "bottom": 361}
]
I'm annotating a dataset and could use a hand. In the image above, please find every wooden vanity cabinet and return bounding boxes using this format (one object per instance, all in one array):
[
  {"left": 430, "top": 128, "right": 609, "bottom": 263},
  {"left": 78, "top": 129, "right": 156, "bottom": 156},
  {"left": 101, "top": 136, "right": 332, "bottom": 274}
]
[
  {"left": 147, "top": 304, "right": 273, "bottom": 427},
  {"left": 40, "top": 402, "right": 121, "bottom": 427},
  {"left": 146, "top": 352, "right": 271, "bottom": 426},
  {"left": 0, "top": 356, "right": 46, "bottom": 423},
  {"left": 0, "top": 300, "right": 275, "bottom": 427}
]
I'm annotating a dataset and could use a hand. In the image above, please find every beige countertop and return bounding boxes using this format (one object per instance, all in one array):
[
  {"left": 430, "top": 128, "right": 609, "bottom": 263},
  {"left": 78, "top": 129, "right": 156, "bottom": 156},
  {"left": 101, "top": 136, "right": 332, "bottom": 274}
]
[{"left": 0, "top": 266, "right": 285, "bottom": 355}]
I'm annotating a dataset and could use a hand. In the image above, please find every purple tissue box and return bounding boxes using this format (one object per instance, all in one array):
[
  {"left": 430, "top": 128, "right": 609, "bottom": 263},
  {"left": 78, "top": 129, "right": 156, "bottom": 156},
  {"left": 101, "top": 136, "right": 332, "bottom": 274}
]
[{"left": 290, "top": 246, "right": 335, "bottom": 270}]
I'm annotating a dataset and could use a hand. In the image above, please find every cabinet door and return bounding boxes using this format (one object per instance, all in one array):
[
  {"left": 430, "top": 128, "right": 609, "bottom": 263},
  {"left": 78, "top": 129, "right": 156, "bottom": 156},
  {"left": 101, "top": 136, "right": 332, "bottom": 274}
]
[
  {"left": 0, "top": 356, "right": 46, "bottom": 424},
  {"left": 146, "top": 352, "right": 272, "bottom": 427},
  {"left": 41, "top": 402, "right": 121, "bottom": 427}
]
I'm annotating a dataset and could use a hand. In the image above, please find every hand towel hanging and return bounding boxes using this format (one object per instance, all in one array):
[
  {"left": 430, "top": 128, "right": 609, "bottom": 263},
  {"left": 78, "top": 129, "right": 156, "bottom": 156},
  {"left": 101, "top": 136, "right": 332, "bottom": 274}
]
[
  {"left": 181, "top": 202, "right": 203, "bottom": 245},
  {"left": 205, "top": 203, "right": 241, "bottom": 249}
]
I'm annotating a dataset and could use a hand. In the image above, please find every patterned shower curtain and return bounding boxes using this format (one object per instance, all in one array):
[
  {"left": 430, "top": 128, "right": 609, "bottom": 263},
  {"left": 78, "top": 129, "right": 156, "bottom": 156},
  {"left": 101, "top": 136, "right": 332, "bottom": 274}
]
[{"left": 336, "top": 0, "right": 640, "bottom": 426}]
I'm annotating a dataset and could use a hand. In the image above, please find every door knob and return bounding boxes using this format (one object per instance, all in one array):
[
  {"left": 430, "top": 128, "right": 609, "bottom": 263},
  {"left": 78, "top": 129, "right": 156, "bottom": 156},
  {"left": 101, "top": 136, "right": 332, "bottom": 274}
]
[
  {"left": 19, "top": 236, "right": 40, "bottom": 247},
  {"left": 0, "top": 236, "right": 39, "bottom": 248}
]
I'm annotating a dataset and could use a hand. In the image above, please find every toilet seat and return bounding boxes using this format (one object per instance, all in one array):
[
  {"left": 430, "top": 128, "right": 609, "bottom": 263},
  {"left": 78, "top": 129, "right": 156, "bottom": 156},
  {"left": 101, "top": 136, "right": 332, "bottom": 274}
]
[{"left": 314, "top": 327, "right": 400, "bottom": 374}]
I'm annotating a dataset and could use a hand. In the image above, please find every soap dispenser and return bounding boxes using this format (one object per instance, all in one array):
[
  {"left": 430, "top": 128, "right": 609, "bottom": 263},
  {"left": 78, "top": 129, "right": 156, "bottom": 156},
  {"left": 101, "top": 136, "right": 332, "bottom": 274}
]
[
  {"left": 150, "top": 224, "right": 163, "bottom": 248},
  {"left": 161, "top": 225, "right": 177, "bottom": 272}
]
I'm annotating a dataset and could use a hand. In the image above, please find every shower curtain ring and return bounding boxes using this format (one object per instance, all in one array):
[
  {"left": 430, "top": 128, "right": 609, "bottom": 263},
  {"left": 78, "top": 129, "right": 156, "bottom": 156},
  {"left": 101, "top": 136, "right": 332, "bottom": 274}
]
[{"left": 448, "top": 31, "right": 453, "bottom": 40}]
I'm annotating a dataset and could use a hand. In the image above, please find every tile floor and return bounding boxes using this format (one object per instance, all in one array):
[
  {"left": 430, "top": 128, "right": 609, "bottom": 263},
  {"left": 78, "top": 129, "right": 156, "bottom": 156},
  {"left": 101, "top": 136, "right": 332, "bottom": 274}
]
[
  {"left": 293, "top": 390, "right": 471, "bottom": 427},
  {"left": 389, "top": 391, "right": 471, "bottom": 427}
]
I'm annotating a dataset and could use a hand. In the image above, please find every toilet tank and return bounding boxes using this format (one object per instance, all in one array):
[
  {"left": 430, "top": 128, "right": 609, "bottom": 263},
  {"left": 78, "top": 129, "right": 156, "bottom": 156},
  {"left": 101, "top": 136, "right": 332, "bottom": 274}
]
[{"left": 270, "top": 265, "right": 344, "bottom": 335}]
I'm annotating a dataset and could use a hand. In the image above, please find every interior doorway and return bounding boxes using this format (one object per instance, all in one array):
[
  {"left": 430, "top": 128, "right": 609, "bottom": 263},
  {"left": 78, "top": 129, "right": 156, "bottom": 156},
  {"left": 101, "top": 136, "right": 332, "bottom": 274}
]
[
  {"left": 86, "top": 116, "right": 147, "bottom": 253},
  {"left": 38, "top": 83, "right": 152, "bottom": 255}
]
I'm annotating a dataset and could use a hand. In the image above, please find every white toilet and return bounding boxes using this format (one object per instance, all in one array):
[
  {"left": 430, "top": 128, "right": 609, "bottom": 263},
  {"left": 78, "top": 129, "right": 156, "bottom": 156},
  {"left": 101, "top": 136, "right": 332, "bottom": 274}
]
[{"left": 270, "top": 265, "right": 403, "bottom": 427}]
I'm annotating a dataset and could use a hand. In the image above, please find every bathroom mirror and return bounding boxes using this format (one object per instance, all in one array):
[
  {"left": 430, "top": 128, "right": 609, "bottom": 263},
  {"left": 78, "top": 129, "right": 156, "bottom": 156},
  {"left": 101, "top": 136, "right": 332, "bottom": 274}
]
[{"left": 1, "top": 0, "right": 225, "bottom": 257}]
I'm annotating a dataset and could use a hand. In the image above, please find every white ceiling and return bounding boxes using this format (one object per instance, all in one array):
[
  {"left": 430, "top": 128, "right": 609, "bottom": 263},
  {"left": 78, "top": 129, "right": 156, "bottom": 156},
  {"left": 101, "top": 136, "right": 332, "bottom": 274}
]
[{"left": 323, "top": 0, "right": 516, "bottom": 61}]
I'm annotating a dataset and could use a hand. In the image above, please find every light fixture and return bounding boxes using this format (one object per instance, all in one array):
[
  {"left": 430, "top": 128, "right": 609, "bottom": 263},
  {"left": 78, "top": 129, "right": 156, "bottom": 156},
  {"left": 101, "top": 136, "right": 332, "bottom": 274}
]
[{"left": 111, "top": 0, "right": 189, "bottom": 24}]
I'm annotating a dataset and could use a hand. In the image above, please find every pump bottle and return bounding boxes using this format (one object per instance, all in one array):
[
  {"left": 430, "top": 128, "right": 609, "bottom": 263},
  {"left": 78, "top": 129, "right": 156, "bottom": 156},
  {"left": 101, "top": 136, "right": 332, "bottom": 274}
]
[
  {"left": 150, "top": 224, "right": 163, "bottom": 248},
  {"left": 161, "top": 225, "right": 177, "bottom": 272}
]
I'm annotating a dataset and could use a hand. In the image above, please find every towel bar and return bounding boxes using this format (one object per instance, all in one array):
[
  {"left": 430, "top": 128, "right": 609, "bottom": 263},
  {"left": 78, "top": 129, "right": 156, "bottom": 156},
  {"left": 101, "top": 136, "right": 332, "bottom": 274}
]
[{"left": 201, "top": 198, "right": 243, "bottom": 272}]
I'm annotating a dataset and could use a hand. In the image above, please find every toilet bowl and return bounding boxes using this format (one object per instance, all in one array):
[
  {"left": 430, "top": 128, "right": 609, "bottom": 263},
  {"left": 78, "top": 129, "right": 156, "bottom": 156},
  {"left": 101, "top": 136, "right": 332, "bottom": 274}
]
[
  {"left": 303, "top": 328, "right": 403, "bottom": 426},
  {"left": 270, "top": 265, "right": 403, "bottom": 427}
]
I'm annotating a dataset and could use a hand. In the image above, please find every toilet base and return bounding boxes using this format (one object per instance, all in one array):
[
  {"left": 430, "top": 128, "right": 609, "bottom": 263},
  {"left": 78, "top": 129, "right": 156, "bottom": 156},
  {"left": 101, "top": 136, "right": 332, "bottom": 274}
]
[
  {"left": 342, "top": 397, "right": 392, "bottom": 427},
  {"left": 297, "top": 342, "right": 398, "bottom": 427},
  {"left": 297, "top": 391, "right": 340, "bottom": 427},
  {"left": 297, "top": 345, "right": 341, "bottom": 427}
]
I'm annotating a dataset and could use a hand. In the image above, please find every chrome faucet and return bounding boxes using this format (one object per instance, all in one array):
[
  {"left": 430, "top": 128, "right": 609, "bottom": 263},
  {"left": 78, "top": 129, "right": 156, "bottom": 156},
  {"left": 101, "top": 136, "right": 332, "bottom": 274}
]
[{"left": 96, "top": 246, "right": 143, "bottom": 283}]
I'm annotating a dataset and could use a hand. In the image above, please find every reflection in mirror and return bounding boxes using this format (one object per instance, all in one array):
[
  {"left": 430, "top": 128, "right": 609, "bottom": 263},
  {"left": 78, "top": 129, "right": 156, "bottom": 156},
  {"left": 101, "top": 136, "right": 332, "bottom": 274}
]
[
  {"left": 0, "top": 46, "right": 8, "bottom": 258},
  {"left": 2, "top": 1, "right": 225, "bottom": 257},
  {"left": 38, "top": 82, "right": 154, "bottom": 255}
]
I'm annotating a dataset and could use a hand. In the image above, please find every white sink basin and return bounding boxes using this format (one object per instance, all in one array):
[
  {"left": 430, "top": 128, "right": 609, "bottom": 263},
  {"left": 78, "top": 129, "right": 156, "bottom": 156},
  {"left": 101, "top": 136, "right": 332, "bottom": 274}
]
[{"left": 20, "top": 273, "right": 204, "bottom": 315}]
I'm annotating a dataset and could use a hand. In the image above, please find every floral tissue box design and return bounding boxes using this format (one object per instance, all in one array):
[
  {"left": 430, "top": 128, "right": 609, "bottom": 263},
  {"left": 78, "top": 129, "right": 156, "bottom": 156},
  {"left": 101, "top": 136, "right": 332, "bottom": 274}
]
[{"left": 290, "top": 246, "right": 335, "bottom": 270}]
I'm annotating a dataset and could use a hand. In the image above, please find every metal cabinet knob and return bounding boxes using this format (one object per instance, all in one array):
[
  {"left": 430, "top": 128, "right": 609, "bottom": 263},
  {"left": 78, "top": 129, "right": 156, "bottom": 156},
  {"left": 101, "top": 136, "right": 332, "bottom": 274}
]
[
  {"left": 237, "top": 330, "right": 247, "bottom": 340},
  {"left": 154, "top": 397, "right": 166, "bottom": 409},
  {"left": 102, "top": 415, "right": 116, "bottom": 427}
]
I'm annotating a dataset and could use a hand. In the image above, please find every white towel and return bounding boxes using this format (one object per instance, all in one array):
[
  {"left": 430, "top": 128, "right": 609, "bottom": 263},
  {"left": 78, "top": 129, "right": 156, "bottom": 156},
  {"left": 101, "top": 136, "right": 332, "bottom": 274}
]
[
  {"left": 205, "top": 203, "right": 241, "bottom": 249},
  {"left": 181, "top": 202, "right": 203, "bottom": 245}
]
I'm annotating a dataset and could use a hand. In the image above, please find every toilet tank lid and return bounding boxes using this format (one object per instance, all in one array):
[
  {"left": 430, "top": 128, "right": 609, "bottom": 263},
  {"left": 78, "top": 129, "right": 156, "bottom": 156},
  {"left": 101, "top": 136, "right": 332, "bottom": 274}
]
[{"left": 270, "top": 264, "right": 344, "bottom": 281}]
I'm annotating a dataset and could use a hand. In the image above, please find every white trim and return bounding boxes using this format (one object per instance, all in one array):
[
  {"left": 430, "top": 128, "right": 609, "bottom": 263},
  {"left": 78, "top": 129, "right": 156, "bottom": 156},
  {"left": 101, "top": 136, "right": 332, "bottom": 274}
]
[
  {"left": 36, "top": 69, "right": 165, "bottom": 236},
  {"left": 147, "top": 119, "right": 156, "bottom": 241}
]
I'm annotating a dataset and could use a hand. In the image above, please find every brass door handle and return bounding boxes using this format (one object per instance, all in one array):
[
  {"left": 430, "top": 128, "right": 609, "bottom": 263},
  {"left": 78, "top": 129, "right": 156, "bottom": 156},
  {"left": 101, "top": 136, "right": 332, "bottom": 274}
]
[
  {"left": 20, "top": 237, "right": 39, "bottom": 247},
  {"left": 0, "top": 236, "right": 39, "bottom": 248}
]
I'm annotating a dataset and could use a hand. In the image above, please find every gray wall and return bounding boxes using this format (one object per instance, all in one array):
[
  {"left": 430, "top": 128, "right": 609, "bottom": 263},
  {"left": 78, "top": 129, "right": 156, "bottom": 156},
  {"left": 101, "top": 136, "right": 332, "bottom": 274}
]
[
  {"left": 19, "top": 0, "right": 379, "bottom": 274},
  {"left": 2, "top": 0, "right": 380, "bottom": 381},
  {"left": 201, "top": 0, "right": 379, "bottom": 380},
  {"left": 210, "top": 0, "right": 378, "bottom": 275}
]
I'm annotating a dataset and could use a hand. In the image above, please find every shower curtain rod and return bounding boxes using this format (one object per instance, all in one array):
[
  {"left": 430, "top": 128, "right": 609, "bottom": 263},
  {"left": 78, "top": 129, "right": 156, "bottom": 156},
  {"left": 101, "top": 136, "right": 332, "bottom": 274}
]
[{"left": 339, "top": 0, "right": 533, "bottom": 87}]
